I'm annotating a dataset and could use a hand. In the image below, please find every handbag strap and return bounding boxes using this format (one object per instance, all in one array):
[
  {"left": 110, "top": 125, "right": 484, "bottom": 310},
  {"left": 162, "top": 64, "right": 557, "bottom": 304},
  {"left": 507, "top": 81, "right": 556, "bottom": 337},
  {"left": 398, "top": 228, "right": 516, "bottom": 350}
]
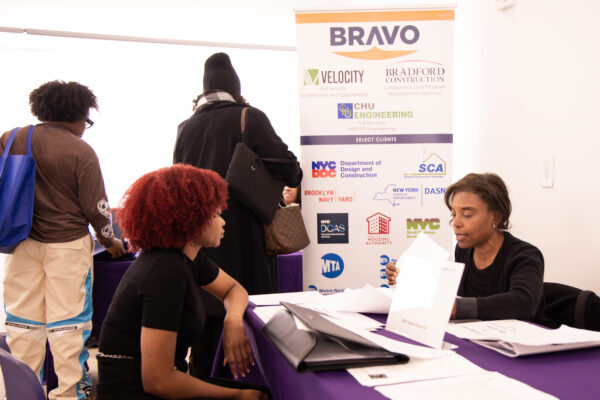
[
  {"left": 239, "top": 107, "right": 296, "bottom": 165},
  {"left": 1, "top": 126, "right": 35, "bottom": 174}
]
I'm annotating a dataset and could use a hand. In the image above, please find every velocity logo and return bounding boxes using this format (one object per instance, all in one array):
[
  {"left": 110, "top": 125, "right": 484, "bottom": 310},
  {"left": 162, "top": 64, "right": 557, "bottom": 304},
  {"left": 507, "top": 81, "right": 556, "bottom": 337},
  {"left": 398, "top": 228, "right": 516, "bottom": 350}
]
[
  {"left": 303, "top": 69, "right": 319, "bottom": 86},
  {"left": 321, "top": 253, "right": 344, "bottom": 278}
]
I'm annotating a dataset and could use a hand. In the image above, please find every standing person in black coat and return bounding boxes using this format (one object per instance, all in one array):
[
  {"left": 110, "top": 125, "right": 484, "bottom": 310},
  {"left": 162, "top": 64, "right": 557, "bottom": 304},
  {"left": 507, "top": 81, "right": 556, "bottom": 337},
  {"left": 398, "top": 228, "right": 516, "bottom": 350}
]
[{"left": 173, "top": 52, "right": 302, "bottom": 377}]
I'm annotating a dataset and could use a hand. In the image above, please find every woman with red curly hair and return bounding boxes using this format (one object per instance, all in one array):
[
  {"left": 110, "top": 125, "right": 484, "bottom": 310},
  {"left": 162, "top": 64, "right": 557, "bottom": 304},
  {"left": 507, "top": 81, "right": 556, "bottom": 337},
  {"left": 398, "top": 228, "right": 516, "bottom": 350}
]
[{"left": 96, "top": 164, "right": 268, "bottom": 400}]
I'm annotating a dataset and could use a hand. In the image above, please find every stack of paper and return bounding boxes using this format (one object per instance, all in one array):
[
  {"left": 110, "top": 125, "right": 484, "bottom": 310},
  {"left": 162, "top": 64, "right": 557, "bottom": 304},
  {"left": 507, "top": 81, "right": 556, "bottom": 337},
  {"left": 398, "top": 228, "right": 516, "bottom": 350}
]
[{"left": 446, "top": 319, "right": 600, "bottom": 357}]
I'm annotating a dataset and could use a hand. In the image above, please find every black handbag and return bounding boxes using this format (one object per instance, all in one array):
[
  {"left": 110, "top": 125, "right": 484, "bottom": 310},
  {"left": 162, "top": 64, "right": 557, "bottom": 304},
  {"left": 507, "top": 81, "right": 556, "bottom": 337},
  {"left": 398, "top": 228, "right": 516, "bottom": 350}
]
[{"left": 225, "top": 107, "right": 296, "bottom": 224}]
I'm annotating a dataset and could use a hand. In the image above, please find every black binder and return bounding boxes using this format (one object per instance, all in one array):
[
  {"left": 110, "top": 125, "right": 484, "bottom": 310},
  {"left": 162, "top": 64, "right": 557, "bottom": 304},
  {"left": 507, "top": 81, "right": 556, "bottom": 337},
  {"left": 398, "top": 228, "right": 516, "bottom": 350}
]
[{"left": 262, "top": 301, "right": 409, "bottom": 372}]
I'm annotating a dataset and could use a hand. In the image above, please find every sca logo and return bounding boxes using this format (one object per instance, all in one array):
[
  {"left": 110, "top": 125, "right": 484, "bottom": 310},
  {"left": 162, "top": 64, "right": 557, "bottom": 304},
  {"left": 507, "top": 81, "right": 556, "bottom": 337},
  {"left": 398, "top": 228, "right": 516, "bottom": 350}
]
[
  {"left": 321, "top": 253, "right": 344, "bottom": 279},
  {"left": 312, "top": 161, "right": 337, "bottom": 178},
  {"left": 406, "top": 218, "right": 440, "bottom": 238},
  {"left": 329, "top": 25, "right": 421, "bottom": 60},
  {"left": 404, "top": 152, "right": 447, "bottom": 178}
]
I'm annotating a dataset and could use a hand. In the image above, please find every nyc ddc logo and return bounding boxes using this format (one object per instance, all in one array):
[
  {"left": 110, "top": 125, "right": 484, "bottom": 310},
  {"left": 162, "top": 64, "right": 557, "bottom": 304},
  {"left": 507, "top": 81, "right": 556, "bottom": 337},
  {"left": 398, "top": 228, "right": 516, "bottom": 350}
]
[
  {"left": 321, "top": 253, "right": 344, "bottom": 278},
  {"left": 338, "top": 103, "right": 353, "bottom": 119},
  {"left": 312, "top": 161, "right": 337, "bottom": 178},
  {"left": 303, "top": 69, "right": 319, "bottom": 86}
]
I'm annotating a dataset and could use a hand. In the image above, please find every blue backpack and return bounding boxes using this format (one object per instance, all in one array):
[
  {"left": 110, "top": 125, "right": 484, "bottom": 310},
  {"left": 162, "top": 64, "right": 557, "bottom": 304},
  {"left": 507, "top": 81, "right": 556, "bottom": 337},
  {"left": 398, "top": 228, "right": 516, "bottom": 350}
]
[{"left": 0, "top": 126, "right": 36, "bottom": 253}]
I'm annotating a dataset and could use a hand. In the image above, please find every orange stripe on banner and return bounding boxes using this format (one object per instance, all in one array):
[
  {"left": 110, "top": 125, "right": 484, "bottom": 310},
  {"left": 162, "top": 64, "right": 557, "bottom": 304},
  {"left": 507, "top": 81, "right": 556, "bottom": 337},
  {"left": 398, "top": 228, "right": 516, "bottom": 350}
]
[
  {"left": 334, "top": 47, "right": 417, "bottom": 60},
  {"left": 295, "top": 10, "right": 454, "bottom": 24}
]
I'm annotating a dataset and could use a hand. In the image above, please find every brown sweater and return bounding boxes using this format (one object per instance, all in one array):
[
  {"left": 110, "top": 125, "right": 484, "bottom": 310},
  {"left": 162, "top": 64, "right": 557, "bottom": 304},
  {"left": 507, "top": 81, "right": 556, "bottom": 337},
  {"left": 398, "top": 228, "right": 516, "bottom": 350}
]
[{"left": 1, "top": 124, "right": 114, "bottom": 247}]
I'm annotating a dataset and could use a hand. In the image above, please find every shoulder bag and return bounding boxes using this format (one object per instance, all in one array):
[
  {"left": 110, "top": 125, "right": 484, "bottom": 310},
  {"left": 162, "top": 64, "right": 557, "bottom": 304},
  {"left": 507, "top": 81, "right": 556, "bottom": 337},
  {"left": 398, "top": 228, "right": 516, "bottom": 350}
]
[
  {"left": 225, "top": 107, "right": 296, "bottom": 224},
  {"left": 263, "top": 200, "right": 310, "bottom": 255},
  {"left": 0, "top": 126, "right": 36, "bottom": 253}
]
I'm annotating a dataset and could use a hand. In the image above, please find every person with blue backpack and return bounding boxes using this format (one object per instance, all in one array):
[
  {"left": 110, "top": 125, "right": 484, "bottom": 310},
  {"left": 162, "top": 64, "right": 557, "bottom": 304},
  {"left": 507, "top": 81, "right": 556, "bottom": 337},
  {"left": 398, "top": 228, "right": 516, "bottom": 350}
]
[{"left": 0, "top": 80, "right": 126, "bottom": 400}]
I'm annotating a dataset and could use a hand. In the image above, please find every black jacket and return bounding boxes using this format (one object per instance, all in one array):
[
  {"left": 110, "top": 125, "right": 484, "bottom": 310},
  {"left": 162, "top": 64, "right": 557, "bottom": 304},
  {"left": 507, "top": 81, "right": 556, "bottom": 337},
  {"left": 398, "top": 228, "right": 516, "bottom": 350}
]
[{"left": 174, "top": 101, "right": 302, "bottom": 315}]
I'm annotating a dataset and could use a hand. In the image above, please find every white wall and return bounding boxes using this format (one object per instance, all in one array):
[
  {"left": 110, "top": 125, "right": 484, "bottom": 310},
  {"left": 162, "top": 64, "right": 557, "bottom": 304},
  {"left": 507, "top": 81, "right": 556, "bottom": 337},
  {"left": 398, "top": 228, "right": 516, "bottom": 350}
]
[{"left": 1, "top": 0, "right": 599, "bottom": 296}]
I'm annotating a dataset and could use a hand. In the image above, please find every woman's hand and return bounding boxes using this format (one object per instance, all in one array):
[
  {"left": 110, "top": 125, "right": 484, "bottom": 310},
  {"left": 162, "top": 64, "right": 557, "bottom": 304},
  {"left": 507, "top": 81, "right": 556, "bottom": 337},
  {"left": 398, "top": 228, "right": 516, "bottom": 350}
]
[
  {"left": 386, "top": 262, "right": 399, "bottom": 285},
  {"left": 223, "top": 314, "right": 255, "bottom": 379},
  {"left": 235, "top": 389, "right": 269, "bottom": 400}
]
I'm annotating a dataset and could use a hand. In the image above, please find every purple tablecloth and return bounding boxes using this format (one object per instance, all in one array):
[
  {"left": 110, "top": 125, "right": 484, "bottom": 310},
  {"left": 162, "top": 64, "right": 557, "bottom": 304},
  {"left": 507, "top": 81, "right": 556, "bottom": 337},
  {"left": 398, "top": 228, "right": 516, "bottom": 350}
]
[
  {"left": 277, "top": 252, "right": 302, "bottom": 293},
  {"left": 212, "top": 307, "right": 600, "bottom": 400}
]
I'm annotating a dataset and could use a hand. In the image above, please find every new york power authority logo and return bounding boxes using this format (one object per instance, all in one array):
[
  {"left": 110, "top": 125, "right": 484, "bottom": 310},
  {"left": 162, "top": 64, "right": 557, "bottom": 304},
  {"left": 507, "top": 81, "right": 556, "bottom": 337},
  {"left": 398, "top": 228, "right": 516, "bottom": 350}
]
[
  {"left": 366, "top": 213, "right": 392, "bottom": 246},
  {"left": 406, "top": 218, "right": 440, "bottom": 238},
  {"left": 318, "top": 213, "right": 348, "bottom": 244},
  {"left": 321, "top": 253, "right": 344, "bottom": 279}
]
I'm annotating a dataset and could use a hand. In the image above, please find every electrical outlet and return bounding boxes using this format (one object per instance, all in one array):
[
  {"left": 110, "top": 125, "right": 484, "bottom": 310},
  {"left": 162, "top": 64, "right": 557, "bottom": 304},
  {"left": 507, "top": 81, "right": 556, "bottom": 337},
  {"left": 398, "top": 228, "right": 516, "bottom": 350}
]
[{"left": 496, "top": 0, "right": 516, "bottom": 11}]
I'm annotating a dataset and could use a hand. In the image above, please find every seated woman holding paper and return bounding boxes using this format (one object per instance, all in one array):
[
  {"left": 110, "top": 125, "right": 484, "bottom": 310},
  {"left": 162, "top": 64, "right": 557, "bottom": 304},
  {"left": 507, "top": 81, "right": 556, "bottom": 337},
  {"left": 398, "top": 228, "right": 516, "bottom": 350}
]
[
  {"left": 96, "top": 164, "right": 268, "bottom": 400},
  {"left": 387, "top": 173, "right": 554, "bottom": 326}
]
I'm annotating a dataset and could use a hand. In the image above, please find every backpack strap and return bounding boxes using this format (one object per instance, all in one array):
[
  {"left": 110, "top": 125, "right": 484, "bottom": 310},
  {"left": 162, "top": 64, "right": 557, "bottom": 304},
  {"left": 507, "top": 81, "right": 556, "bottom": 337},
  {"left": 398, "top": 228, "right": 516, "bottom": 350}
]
[{"left": 574, "top": 290, "right": 593, "bottom": 328}]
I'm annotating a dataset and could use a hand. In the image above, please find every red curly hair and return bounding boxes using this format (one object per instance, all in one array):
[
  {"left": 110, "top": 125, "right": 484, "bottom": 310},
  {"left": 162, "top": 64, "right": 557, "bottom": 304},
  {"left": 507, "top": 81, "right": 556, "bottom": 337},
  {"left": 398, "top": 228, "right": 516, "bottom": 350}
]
[{"left": 116, "top": 164, "right": 228, "bottom": 251}]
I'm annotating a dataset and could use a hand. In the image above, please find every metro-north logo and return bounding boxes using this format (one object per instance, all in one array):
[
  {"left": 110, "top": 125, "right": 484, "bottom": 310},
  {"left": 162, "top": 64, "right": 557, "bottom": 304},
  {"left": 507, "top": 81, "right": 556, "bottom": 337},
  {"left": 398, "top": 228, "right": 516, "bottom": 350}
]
[
  {"left": 321, "top": 253, "right": 344, "bottom": 279},
  {"left": 303, "top": 69, "right": 364, "bottom": 86},
  {"left": 330, "top": 25, "right": 420, "bottom": 60},
  {"left": 312, "top": 161, "right": 337, "bottom": 178}
]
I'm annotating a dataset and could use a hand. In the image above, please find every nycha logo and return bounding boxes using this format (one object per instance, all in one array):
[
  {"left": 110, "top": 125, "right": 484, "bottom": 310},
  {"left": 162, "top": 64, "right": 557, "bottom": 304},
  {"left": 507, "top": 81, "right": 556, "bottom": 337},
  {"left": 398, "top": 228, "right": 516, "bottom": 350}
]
[
  {"left": 366, "top": 213, "right": 392, "bottom": 246},
  {"left": 321, "top": 253, "right": 344, "bottom": 278},
  {"left": 318, "top": 213, "right": 349, "bottom": 244},
  {"left": 312, "top": 161, "right": 337, "bottom": 178}
]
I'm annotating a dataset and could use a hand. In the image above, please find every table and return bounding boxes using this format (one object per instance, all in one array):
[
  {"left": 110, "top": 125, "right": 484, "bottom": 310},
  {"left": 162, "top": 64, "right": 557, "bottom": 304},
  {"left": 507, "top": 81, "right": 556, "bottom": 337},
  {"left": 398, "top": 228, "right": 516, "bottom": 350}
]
[{"left": 211, "top": 307, "right": 600, "bottom": 400}]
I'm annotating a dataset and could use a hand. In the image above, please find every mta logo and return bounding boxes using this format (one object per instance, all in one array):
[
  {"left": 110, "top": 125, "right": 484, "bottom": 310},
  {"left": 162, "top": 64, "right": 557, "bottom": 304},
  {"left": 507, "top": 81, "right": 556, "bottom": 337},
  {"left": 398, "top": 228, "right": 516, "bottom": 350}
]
[
  {"left": 338, "top": 103, "right": 353, "bottom": 119},
  {"left": 303, "top": 69, "right": 319, "bottom": 86},
  {"left": 312, "top": 161, "right": 337, "bottom": 178},
  {"left": 308, "top": 285, "right": 318, "bottom": 291},
  {"left": 321, "top": 253, "right": 344, "bottom": 279},
  {"left": 406, "top": 218, "right": 441, "bottom": 230}
]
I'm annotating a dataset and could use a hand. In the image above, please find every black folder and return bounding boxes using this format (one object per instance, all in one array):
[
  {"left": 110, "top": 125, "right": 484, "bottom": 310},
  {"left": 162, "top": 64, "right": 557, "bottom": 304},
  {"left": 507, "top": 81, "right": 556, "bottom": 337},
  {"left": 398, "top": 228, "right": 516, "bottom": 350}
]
[{"left": 262, "top": 301, "right": 409, "bottom": 372}]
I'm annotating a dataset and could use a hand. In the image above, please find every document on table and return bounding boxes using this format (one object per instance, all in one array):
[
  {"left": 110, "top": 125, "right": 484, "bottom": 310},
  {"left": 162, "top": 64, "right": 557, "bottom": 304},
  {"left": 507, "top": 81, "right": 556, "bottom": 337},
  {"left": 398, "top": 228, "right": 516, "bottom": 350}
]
[
  {"left": 347, "top": 352, "right": 485, "bottom": 386},
  {"left": 249, "top": 290, "right": 323, "bottom": 306},
  {"left": 386, "top": 254, "right": 464, "bottom": 349},
  {"left": 446, "top": 319, "right": 600, "bottom": 357},
  {"left": 375, "top": 372, "right": 558, "bottom": 400},
  {"left": 312, "top": 284, "right": 395, "bottom": 314}
]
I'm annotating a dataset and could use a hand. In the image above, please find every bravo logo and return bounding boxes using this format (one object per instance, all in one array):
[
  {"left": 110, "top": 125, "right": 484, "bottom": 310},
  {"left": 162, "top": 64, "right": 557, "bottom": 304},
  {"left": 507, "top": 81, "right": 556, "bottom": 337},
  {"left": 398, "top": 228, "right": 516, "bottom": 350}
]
[
  {"left": 321, "top": 253, "right": 344, "bottom": 279},
  {"left": 330, "top": 25, "right": 420, "bottom": 60},
  {"left": 312, "top": 161, "right": 337, "bottom": 178}
]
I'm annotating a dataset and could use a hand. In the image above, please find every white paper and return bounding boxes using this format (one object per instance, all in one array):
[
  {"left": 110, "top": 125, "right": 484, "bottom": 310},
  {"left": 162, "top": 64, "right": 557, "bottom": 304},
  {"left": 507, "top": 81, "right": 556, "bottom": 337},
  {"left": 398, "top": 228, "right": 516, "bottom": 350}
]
[
  {"left": 405, "top": 232, "right": 450, "bottom": 261},
  {"left": 347, "top": 352, "right": 485, "bottom": 386},
  {"left": 321, "top": 315, "right": 452, "bottom": 359},
  {"left": 313, "top": 284, "right": 395, "bottom": 314},
  {"left": 386, "top": 255, "right": 464, "bottom": 349},
  {"left": 446, "top": 319, "right": 600, "bottom": 357},
  {"left": 447, "top": 319, "right": 600, "bottom": 345},
  {"left": 375, "top": 372, "right": 558, "bottom": 400},
  {"left": 249, "top": 290, "right": 323, "bottom": 306}
]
